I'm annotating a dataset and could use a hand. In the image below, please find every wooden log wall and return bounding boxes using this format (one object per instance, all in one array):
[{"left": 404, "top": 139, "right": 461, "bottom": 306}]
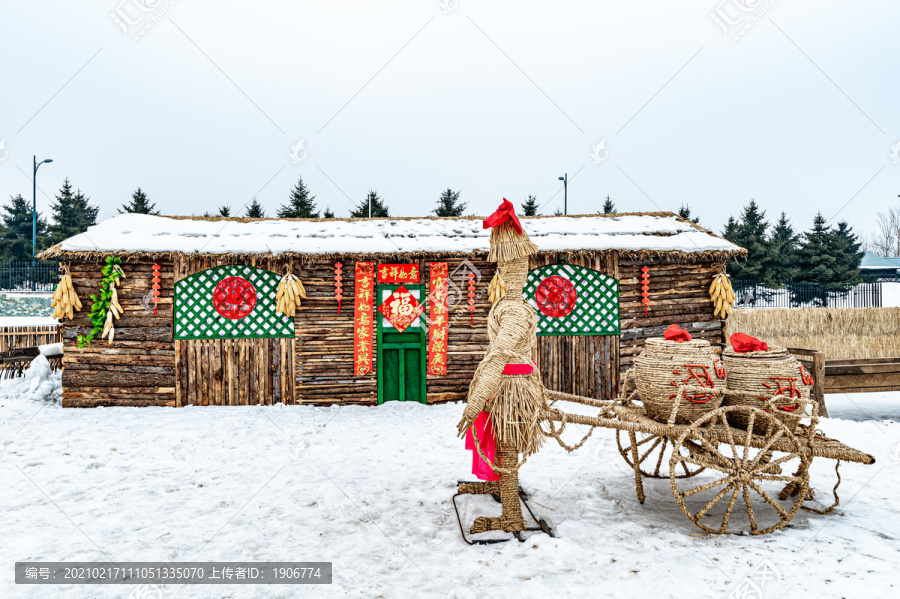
[
  {"left": 59, "top": 252, "right": 726, "bottom": 408},
  {"left": 61, "top": 257, "right": 176, "bottom": 407},
  {"left": 426, "top": 258, "right": 496, "bottom": 404},
  {"left": 294, "top": 258, "right": 376, "bottom": 404},
  {"left": 173, "top": 255, "right": 297, "bottom": 407},
  {"left": 618, "top": 258, "right": 725, "bottom": 374},
  {"left": 529, "top": 253, "right": 620, "bottom": 400},
  {"left": 293, "top": 257, "right": 497, "bottom": 405}
]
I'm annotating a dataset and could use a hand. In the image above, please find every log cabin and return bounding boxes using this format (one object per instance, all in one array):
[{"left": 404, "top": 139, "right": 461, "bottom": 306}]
[{"left": 40, "top": 212, "right": 745, "bottom": 408}]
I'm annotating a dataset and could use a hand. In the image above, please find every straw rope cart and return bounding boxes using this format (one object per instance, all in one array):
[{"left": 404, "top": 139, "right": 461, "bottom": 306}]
[
  {"left": 453, "top": 204, "right": 874, "bottom": 543},
  {"left": 551, "top": 388, "right": 875, "bottom": 536}
]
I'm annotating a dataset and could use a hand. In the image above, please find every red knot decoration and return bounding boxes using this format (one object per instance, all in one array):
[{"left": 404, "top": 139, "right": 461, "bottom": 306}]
[
  {"left": 467, "top": 272, "right": 476, "bottom": 325},
  {"left": 641, "top": 266, "right": 650, "bottom": 316},
  {"left": 151, "top": 263, "right": 161, "bottom": 316},
  {"left": 335, "top": 262, "right": 343, "bottom": 315}
]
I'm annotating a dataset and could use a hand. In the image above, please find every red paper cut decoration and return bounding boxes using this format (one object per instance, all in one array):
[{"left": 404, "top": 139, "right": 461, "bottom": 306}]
[
  {"left": 353, "top": 262, "right": 375, "bottom": 376},
  {"left": 151, "top": 263, "right": 161, "bottom": 316},
  {"left": 467, "top": 272, "right": 476, "bottom": 325},
  {"left": 378, "top": 285, "right": 424, "bottom": 333},
  {"left": 427, "top": 263, "right": 449, "bottom": 376},
  {"left": 335, "top": 262, "right": 343, "bottom": 315},
  {"left": 535, "top": 275, "right": 577, "bottom": 317},
  {"left": 378, "top": 264, "right": 420, "bottom": 284},
  {"left": 641, "top": 266, "right": 650, "bottom": 316},
  {"left": 213, "top": 276, "right": 257, "bottom": 320}
]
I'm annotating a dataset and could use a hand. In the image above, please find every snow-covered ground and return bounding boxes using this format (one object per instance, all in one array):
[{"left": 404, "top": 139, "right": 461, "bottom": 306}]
[{"left": 1, "top": 361, "right": 897, "bottom": 598}]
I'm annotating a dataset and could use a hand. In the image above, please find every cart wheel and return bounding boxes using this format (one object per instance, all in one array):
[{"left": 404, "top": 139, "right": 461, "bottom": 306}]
[
  {"left": 616, "top": 430, "right": 704, "bottom": 479},
  {"left": 669, "top": 406, "right": 811, "bottom": 535}
]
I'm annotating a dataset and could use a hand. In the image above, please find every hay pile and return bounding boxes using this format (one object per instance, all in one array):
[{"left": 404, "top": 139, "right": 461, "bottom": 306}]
[{"left": 728, "top": 308, "right": 900, "bottom": 359}]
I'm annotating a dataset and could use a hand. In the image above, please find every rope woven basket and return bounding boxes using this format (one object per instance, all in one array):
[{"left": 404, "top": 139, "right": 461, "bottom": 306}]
[
  {"left": 722, "top": 346, "right": 811, "bottom": 431},
  {"left": 634, "top": 338, "right": 726, "bottom": 425}
]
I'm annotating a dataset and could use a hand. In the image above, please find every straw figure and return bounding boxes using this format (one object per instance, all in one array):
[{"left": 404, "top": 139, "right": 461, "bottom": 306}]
[{"left": 457, "top": 199, "right": 549, "bottom": 534}]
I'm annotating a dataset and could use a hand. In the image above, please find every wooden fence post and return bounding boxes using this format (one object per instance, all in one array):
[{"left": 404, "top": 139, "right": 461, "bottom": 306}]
[{"left": 812, "top": 350, "right": 827, "bottom": 418}]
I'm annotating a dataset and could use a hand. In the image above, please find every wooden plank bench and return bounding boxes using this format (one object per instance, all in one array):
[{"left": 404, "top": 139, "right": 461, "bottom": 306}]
[
  {"left": 787, "top": 349, "right": 900, "bottom": 418},
  {"left": 823, "top": 357, "right": 900, "bottom": 395}
]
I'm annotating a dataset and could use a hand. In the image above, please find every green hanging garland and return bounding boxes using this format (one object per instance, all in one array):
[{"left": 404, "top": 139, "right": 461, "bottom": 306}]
[{"left": 77, "top": 257, "right": 125, "bottom": 348}]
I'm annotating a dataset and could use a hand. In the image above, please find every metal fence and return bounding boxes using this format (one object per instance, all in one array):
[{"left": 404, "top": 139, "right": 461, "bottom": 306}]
[
  {"left": 0, "top": 261, "right": 60, "bottom": 292},
  {"left": 731, "top": 279, "right": 882, "bottom": 309}
]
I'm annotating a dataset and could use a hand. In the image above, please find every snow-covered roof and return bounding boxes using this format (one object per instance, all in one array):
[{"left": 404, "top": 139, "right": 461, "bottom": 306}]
[
  {"left": 44, "top": 212, "right": 744, "bottom": 258},
  {"left": 860, "top": 251, "right": 900, "bottom": 270}
]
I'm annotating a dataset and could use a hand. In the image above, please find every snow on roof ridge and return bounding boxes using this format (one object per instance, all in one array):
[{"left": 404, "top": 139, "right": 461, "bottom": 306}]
[{"left": 47, "top": 212, "right": 744, "bottom": 257}]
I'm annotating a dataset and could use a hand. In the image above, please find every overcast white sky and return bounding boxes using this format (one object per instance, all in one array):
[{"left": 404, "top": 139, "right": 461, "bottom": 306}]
[{"left": 1, "top": 0, "right": 898, "bottom": 238}]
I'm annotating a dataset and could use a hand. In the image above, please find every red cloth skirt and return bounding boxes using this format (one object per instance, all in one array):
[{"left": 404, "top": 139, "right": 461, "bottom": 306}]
[{"left": 464, "top": 363, "right": 535, "bottom": 481}]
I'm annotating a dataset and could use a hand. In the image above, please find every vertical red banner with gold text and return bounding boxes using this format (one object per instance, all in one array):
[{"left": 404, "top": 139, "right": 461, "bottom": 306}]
[
  {"left": 427, "top": 262, "right": 449, "bottom": 376},
  {"left": 353, "top": 262, "right": 375, "bottom": 376}
]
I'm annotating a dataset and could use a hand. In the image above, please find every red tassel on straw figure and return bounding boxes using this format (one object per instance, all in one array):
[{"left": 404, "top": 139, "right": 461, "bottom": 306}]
[
  {"left": 334, "top": 262, "right": 343, "bottom": 315},
  {"left": 641, "top": 266, "right": 650, "bottom": 316},
  {"left": 467, "top": 272, "right": 476, "bottom": 325},
  {"left": 151, "top": 264, "right": 161, "bottom": 316}
]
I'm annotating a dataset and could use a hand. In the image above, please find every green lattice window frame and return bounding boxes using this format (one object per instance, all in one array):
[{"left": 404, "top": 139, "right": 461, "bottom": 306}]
[
  {"left": 523, "top": 263, "right": 620, "bottom": 336},
  {"left": 174, "top": 264, "right": 295, "bottom": 340}
]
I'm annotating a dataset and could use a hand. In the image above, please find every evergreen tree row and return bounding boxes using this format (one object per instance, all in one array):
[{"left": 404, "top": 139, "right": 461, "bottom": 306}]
[{"left": 723, "top": 199, "right": 863, "bottom": 289}]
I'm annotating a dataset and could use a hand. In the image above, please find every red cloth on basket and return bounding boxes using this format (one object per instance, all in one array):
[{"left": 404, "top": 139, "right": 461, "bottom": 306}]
[
  {"left": 482, "top": 198, "right": 523, "bottom": 235},
  {"left": 663, "top": 324, "right": 692, "bottom": 342},
  {"left": 465, "top": 412, "right": 499, "bottom": 481},
  {"left": 730, "top": 332, "right": 769, "bottom": 353}
]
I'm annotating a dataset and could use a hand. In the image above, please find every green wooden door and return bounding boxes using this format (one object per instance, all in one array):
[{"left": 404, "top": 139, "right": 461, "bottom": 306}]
[{"left": 376, "top": 284, "right": 426, "bottom": 404}]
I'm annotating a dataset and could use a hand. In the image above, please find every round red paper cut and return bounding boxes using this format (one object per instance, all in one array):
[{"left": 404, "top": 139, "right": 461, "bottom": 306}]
[
  {"left": 535, "top": 275, "right": 577, "bottom": 318},
  {"left": 213, "top": 276, "right": 257, "bottom": 320}
]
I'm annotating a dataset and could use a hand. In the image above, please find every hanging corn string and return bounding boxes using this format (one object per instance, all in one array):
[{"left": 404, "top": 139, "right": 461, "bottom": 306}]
[
  {"left": 487, "top": 272, "right": 506, "bottom": 306},
  {"left": 276, "top": 270, "right": 307, "bottom": 318},
  {"left": 710, "top": 270, "right": 735, "bottom": 317},
  {"left": 51, "top": 264, "right": 82, "bottom": 320}
]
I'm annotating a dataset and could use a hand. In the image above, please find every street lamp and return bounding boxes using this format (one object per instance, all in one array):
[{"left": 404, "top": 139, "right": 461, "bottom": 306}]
[
  {"left": 558, "top": 173, "right": 567, "bottom": 215},
  {"left": 33, "top": 156, "right": 53, "bottom": 291}
]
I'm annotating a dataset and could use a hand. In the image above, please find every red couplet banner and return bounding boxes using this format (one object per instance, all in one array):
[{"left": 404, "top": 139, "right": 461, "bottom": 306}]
[
  {"left": 353, "top": 262, "right": 375, "bottom": 376},
  {"left": 427, "top": 262, "right": 449, "bottom": 376},
  {"left": 377, "top": 263, "right": 420, "bottom": 284}
]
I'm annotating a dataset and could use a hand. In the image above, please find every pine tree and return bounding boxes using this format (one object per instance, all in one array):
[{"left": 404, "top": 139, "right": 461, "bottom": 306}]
[
  {"left": 119, "top": 187, "right": 158, "bottom": 214},
  {"left": 796, "top": 213, "right": 836, "bottom": 282},
  {"left": 521, "top": 195, "right": 539, "bottom": 216},
  {"left": 601, "top": 195, "right": 617, "bottom": 215},
  {"left": 350, "top": 190, "right": 390, "bottom": 218},
  {"left": 829, "top": 221, "right": 863, "bottom": 289},
  {"left": 0, "top": 195, "right": 51, "bottom": 261},
  {"left": 723, "top": 216, "right": 738, "bottom": 239},
  {"left": 278, "top": 177, "right": 318, "bottom": 218},
  {"left": 768, "top": 212, "right": 799, "bottom": 283},
  {"left": 218, "top": 205, "right": 231, "bottom": 217},
  {"left": 245, "top": 198, "right": 266, "bottom": 218},
  {"left": 433, "top": 188, "right": 467, "bottom": 217},
  {"left": 677, "top": 204, "right": 700, "bottom": 224},
  {"left": 48, "top": 178, "right": 99, "bottom": 245},
  {"left": 322, "top": 207, "right": 335, "bottom": 218},
  {"left": 553, "top": 207, "right": 564, "bottom": 216},
  {"left": 723, "top": 200, "right": 774, "bottom": 282}
]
